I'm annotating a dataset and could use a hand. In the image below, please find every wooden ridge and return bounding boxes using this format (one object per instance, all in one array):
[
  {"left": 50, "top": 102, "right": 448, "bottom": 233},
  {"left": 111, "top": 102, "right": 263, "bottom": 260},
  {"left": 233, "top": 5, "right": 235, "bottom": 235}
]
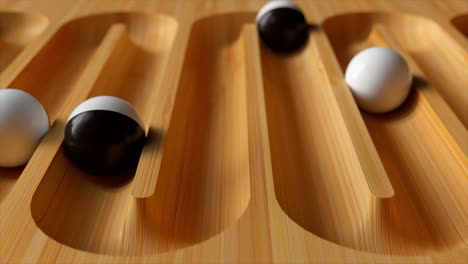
[{"left": 0, "top": 0, "right": 466, "bottom": 263}]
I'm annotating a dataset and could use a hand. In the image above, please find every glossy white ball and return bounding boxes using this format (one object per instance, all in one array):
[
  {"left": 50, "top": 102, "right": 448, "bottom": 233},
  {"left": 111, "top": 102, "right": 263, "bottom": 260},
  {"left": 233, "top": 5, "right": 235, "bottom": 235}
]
[
  {"left": 0, "top": 89, "right": 49, "bottom": 167},
  {"left": 256, "top": 0, "right": 301, "bottom": 23},
  {"left": 345, "top": 47, "right": 412, "bottom": 113},
  {"left": 67, "top": 96, "right": 144, "bottom": 128}
]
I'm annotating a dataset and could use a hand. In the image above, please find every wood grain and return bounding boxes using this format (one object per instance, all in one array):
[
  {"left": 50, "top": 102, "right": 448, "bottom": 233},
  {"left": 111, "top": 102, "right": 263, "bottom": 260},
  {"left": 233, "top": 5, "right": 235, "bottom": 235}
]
[
  {"left": 29, "top": 13, "right": 250, "bottom": 256},
  {"left": 0, "top": 12, "right": 48, "bottom": 73},
  {"left": 30, "top": 12, "right": 179, "bottom": 255},
  {"left": 0, "top": 12, "right": 49, "bottom": 200},
  {"left": 321, "top": 13, "right": 467, "bottom": 254},
  {"left": 0, "top": 0, "right": 467, "bottom": 262}
]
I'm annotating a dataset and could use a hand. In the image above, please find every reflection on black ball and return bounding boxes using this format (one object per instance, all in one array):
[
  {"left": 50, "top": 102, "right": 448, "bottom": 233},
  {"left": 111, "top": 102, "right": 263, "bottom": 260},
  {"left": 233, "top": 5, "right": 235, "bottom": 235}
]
[
  {"left": 257, "top": 0, "right": 309, "bottom": 52},
  {"left": 64, "top": 96, "right": 146, "bottom": 176}
]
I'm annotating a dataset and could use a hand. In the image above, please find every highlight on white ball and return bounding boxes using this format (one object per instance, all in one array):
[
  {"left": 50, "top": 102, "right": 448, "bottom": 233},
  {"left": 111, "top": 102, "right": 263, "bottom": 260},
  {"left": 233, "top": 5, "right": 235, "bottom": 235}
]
[
  {"left": 0, "top": 89, "right": 49, "bottom": 167},
  {"left": 256, "top": 0, "right": 301, "bottom": 23},
  {"left": 67, "top": 96, "right": 144, "bottom": 129},
  {"left": 345, "top": 47, "right": 412, "bottom": 113}
]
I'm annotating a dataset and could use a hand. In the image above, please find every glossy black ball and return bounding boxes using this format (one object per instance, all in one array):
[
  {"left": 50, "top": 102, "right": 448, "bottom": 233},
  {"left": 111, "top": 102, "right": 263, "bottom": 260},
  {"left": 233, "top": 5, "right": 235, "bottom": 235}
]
[
  {"left": 257, "top": 8, "right": 309, "bottom": 52},
  {"left": 64, "top": 110, "right": 145, "bottom": 176}
]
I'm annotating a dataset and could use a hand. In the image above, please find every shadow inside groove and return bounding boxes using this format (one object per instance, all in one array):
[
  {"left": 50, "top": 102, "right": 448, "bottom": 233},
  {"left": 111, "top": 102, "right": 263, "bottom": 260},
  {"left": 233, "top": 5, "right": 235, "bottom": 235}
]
[
  {"left": 320, "top": 11, "right": 466, "bottom": 255},
  {"left": 451, "top": 13, "right": 468, "bottom": 37},
  {"left": 0, "top": 41, "right": 22, "bottom": 73},
  {"left": 31, "top": 12, "right": 254, "bottom": 256},
  {"left": 0, "top": 167, "right": 23, "bottom": 203}
]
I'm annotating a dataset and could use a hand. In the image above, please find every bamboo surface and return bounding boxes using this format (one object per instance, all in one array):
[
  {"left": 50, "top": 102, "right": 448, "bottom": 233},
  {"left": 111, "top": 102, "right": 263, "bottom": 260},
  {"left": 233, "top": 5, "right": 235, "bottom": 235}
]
[{"left": 0, "top": 0, "right": 467, "bottom": 263}]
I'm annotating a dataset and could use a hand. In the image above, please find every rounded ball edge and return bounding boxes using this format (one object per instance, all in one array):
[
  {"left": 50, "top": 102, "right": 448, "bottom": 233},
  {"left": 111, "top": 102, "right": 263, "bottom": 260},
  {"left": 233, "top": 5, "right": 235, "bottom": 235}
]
[
  {"left": 64, "top": 110, "right": 146, "bottom": 175},
  {"left": 0, "top": 88, "right": 49, "bottom": 125},
  {"left": 67, "top": 96, "right": 145, "bottom": 130},
  {"left": 0, "top": 88, "right": 49, "bottom": 167},
  {"left": 345, "top": 47, "right": 412, "bottom": 113},
  {"left": 256, "top": 0, "right": 301, "bottom": 23}
]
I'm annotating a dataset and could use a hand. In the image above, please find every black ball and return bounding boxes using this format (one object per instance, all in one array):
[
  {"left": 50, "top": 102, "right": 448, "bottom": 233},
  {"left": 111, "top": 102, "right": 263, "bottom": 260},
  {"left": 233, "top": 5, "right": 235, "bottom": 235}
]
[
  {"left": 257, "top": 1, "right": 309, "bottom": 52},
  {"left": 64, "top": 96, "right": 146, "bottom": 176}
]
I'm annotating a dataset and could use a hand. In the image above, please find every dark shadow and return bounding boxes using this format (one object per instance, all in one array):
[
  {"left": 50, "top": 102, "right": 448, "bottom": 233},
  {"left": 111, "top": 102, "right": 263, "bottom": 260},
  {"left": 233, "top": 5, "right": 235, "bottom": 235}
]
[
  {"left": 412, "top": 75, "right": 429, "bottom": 89},
  {"left": 0, "top": 41, "right": 22, "bottom": 73},
  {"left": 361, "top": 83, "right": 419, "bottom": 121},
  {"left": 68, "top": 152, "right": 136, "bottom": 190},
  {"left": 259, "top": 23, "right": 320, "bottom": 56},
  {"left": 145, "top": 127, "right": 164, "bottom": 147},
  {"left": 308, "top": 23, "right": 320, "bottom": 31},
  {"left": 360, "top": 74, "right": 431, "bottom": 122},
  {"left": 0, "top": 166, "right": 23, "bottom": 203},
  {"left": 451, "top": 14, "right": 468, "bottom": 37},
  {"left": 0, "top": 167, "right": 23, "bottom": 179}
]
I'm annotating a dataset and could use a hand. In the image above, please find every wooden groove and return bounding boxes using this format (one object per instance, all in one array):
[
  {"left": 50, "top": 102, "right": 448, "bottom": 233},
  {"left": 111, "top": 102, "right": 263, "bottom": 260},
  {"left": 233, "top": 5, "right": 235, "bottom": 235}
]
[
  {"left": 451, "top": 14, "right": 468, "bottom": 38},
  {"left": 9, "top": 21, "right": 130, "bottom": 122},
  {"left": 260, "top": 26, "right": 387, "bottom": 255},
  {"left": 130, "top": 18, "right": 188, "bottom": 198},
  {"left": 29, "top": 13, "right": 179, "bottom": 256},
  {"left": 56, "top": 23, "right": 128, "bottom": 119},
  {"left": 0, "top": 22, "right": 125, "bottom": 205},
  {"left": 0, "top": 13, "right": 51, "bottom": 88},
  {"left": 30, "top": 13, "right": 251, "bottom": 256},
  {"left": 0, "top": 17, "right": 122, "bottom": 204},
  {"left": 365, "top": 22, "right": 468, "bottom": 231},
  {"left": 90, "top": 15, "right": 179, "bottom": 199},
  {"left": 0, "top": 11, "right": 49, "bottom": 78},
  {"left": 0, "top": 1, "right": 467, "bottom": 263},
  {"left": 322, "top": 11, "right": 467, "bottom": 255},
  {"left": 368, "top": 24, "right": 467, "bottom": 155},
  {"left": 27, "top": 22, "right": 132, "bottom": 219},
  {"left": 312, "top": 30, "right": 395, "bottom": 198}
]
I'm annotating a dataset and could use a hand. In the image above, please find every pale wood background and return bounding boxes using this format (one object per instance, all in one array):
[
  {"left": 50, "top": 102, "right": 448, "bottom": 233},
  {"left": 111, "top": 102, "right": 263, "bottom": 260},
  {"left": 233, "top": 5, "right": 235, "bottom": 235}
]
[{"left": 0, "top": 0, "right": 467, "bottom": 262}]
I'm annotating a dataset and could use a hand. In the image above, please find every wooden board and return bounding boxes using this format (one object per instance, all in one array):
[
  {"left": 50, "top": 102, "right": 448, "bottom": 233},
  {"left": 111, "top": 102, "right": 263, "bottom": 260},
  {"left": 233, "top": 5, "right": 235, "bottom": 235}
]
[{"left": 0, "top": 0, "right": 466, "bottom": 262}]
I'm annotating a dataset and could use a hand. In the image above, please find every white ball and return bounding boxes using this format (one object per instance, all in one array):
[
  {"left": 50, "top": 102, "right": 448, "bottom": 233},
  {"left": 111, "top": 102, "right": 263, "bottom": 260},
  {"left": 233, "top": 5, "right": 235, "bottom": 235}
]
[
  {"left": 67, "top": 96, "right": 144, "bottom": 129},
  {"left": 0, "top": 89, "right": 49, "bottom": 167},
  {"left": 345, "top": 47, "right": 412, "bottom": 113},
  {"left": 256, "top": 0, "right": 300, "bottom": 23}
]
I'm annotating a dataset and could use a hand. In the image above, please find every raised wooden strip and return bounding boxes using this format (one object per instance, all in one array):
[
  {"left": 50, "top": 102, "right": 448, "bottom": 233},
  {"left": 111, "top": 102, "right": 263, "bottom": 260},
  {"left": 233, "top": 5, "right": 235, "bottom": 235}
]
[
  {"left": 0, "top": 0, "right": 466, "bottom": 262},
  {"left": 0, "top": 12, "right": 48, "bottom": 75},
  {"left": 323, "top": 12, "right": 467, "bottom": 255},
  {"left": 30, "top": 14, "right": 249, "bottom": 256},
  {"left": 0, "top": 22, "right": 126, "bottom": 204}
]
